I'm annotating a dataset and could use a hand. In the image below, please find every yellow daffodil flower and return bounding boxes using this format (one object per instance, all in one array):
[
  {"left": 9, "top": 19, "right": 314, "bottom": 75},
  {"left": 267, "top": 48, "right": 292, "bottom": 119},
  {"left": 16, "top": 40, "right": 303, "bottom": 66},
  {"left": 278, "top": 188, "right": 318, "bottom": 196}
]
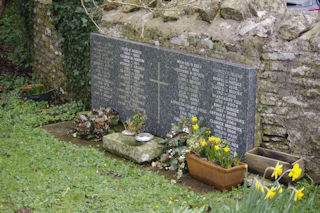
[
  {"left": 192, "top": 117, "right": 198, "bottom": 122},
  {"left": 207, "top": 130, "right": 211, "bottom": 134},
  {"left": 201, "top": 141, "right": 207, "bottom": 147},
  {"left": 192, "top": 125, "right": 199, "bottom": 130},
  {"left": 294, "top": 187, "right": 304, "bottom": 201},
  {"left": 215, "top": 137, "right": 221, "bottom": 143},
  {"left": 255, "top": 181, "right": 265, "bottom": 193},
  {"left": 289, "top": 163, "right": 302, "bottom": 181},
  {"left": 271, "top": 161, "right": 283, "bottom": 179},
  {"left": 278, "top": 187, "right": 283, "bottom": 194},
  {"left": 265, "top": 187, "right": 277, "bottom": 199},
  {"left": 214, "top": 145, "right": 220, "bottom": 151},
  {"left": 224, "top": 147, "right": 230, "bottom": 152},
  {"left": 208, "top": 137, "right": 215, "bottom": 142}
]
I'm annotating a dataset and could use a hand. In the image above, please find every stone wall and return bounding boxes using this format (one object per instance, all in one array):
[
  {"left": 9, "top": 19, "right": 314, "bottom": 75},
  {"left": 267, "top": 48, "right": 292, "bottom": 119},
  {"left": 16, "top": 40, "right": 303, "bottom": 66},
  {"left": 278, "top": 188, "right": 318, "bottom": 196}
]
[
  {"left": 33, "top": 0, "right": 67, "bottom": 101},
  {"left": 99, "top": 0, "right": 320, "bottom": 181}
]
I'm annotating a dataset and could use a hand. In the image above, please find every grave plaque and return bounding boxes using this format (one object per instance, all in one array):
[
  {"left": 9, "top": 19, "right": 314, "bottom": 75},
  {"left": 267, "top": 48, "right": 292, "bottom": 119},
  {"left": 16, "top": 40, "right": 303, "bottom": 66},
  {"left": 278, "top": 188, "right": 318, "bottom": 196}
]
[{"left": 91, "top": 33, "right": 256, "bottom": 156}]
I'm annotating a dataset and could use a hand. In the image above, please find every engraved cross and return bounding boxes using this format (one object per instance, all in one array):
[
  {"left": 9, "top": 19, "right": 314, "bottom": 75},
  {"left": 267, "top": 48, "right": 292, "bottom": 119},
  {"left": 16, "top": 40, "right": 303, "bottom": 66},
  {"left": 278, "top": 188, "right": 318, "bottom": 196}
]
[{"left": 149, "top": 62, "right": 169, "bottom": 124}]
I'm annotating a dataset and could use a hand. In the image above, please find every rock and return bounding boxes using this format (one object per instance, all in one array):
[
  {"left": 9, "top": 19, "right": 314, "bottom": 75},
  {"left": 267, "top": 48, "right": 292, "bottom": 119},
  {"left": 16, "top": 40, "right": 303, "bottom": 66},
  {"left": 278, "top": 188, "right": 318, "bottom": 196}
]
[
  {"left": 162, "top": 9, "right": 180, "bottom": 22},
  {"left": 278, "top": 10, "right": 317, "bottom": 41},
  {"left": 250, "top": 0, "right": 287, "bottom": 14},
  {"left": 122, "top": 0, "right": 141, "bottom": 13},
  {"left": 170, "top": 35, "right": 189, "bottom": 46},
  {"left": 102, "top": 0, "right": 121, "bottom": 11},
  {"left": 239, "top": 16, "right": 276, "bottom": 38},
  {"left": 196, "top": 0, "right": 220, "bottom": 23},
  {"left": 220, "top": 0, "right": 249, "bottom": 21},
  {"left": 103, "top": 133, "right": 165, "bottom": 163}
]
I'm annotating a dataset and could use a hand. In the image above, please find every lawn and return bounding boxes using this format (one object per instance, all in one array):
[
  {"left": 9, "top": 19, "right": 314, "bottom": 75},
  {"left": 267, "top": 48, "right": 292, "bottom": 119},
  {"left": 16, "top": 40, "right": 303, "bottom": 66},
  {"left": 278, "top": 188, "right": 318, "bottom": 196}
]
[{"left": 0, "top": 82, "right": 319, "bottom": 212}]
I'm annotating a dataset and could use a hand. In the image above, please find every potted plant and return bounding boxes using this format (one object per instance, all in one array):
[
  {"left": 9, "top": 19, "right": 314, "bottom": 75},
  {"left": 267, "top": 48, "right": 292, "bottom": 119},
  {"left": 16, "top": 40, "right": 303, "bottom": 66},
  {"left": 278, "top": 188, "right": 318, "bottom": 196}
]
[
  {"left": 122, "top": 110, "right": 146, "bottom": 136},
  {"left": 245, "top": 147, "right": 304, "bottom": 183},
  {"left": 21, "top": 84, "right": 53, "bottom": 102},
  {"left": 185, "top": 116, "right": 247, "bottom": 191}
]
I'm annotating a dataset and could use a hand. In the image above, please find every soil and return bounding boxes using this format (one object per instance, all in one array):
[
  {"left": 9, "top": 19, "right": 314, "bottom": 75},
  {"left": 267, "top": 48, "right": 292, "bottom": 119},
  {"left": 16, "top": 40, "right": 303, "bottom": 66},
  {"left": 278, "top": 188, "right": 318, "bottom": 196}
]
[{"left": 42, "top": 121, "right": 218, "bottom": 194}]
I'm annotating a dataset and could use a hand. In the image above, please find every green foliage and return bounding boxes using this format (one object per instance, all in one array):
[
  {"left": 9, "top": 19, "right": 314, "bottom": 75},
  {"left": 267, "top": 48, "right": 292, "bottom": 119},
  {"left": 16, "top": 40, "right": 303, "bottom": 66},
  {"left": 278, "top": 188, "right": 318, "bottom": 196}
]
[
  {"left": 0, "top": 0, "right": 34, "bottom": 68},
  {"left": 124, "top": 110, "right": 146, "bottom": 133},
  {"left": 217, "top": 172, "right": 319, "bottom": 213},
  {"left": 50, "top": 0, "right": 103, "bottom": 107}
]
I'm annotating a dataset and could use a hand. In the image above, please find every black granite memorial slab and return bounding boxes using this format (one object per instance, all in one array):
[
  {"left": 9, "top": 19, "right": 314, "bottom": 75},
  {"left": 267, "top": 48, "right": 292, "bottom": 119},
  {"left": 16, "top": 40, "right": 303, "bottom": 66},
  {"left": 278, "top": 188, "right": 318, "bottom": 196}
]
[{"left": 90, "top": 33, "right": 256, "bottom": 156}]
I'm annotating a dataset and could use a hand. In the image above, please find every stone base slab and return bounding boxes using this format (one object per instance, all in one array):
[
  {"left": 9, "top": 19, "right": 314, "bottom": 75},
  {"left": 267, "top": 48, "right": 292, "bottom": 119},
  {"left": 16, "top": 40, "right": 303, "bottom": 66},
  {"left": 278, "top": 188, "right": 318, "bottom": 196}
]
[{"left": 103, "top": 133, "right": 165, "bottom": 164}]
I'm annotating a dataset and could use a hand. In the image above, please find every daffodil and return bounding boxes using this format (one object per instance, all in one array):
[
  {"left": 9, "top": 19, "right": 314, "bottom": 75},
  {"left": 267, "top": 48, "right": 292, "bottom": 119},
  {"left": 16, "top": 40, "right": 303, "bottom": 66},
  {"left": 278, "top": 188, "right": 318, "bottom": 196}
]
[
  {"left": 192, "top": 117, "right": 198, "bottom": 122},
  {"left": 201, "top": 141, "right": 207, "bottom": 147},
  {"left": 208, "top": 137, "right": 215, "bottom": 142},
  {"left": 294, "top": 187, "right": 304, "bottom": 201},
  {"left": 215, "top": 137, "right": 221, "bottom": 143},
  {"left": 192, "top": 125, "right": 199, "bottom": 130},
  {"left": 224, "top": 147, "right": 230, "bottom": 152},
  {"left": 265, "top": 187, "right": 277, "bottom": 199},
  {"left": 207, "top": 130, "right": 211, "bottom": 134},
  {"left": 289, "top": 163, "right": 302, "bottom": 181},
  {"left": 255, "top": 181, "right": 265, "bottom": 193},
  {"left": 214, "top": 145, "right": 220, "bottom": 151},
  {"left": 271, "top": 161, "right": 283, "bottom": 179},
  {"left": 278, "top": 187, "right": 283, "bottom": 194}
]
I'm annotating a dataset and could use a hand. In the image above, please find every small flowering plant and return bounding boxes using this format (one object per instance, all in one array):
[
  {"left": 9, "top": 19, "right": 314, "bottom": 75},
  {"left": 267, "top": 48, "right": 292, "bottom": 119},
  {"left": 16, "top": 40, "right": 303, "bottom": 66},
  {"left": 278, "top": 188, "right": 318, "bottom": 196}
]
[
  {"left": 222, "top": 162, "right": 318, "bottom": 212},
  {"left": 187, "top": 116, "right": 240, "bottom": 169}
]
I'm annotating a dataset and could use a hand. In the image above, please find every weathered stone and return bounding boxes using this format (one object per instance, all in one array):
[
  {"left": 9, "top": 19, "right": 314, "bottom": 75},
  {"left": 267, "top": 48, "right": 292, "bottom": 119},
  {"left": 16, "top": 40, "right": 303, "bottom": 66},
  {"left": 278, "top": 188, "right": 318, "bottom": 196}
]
[
  {"left": 220, "top": 0, "right": 248, "bottom": 21},
  {"left": 260, "top": 93, "right": 279, "bottom": 106},
  {"left": 102, "top": 0, "right": 121, "bottom": 11},
  {"left": 170, "top": 35, "right": 189, "bottom": 46},
  {"left": 196, "top": 0, "right": 220, "bottom": 23},
  {"left": 162, "top": 9, "right": 180, "bottom": 22},
  {"left": 250, "top": 0, "right": 287, "bottom": 14},
  {"left": 278, "top": 10, "right": 317, "bottom": 41},
  {"left": 103, "top": 133, "right": 165, "bottom": 163},
  {"left": 239, "top": 16, "right": 276, "bottom": 38},
  {"left": 122, "top": 0, "right": 140, "bottom": 13},
  {"left": 282, "top": 96, "right": 309, "bottom": 107},
  {"left": 263, "top": 125, "right": 287, "bottom": 137},
  {"left": 262, "top": 52, "right": 296, "bottom": 61}
]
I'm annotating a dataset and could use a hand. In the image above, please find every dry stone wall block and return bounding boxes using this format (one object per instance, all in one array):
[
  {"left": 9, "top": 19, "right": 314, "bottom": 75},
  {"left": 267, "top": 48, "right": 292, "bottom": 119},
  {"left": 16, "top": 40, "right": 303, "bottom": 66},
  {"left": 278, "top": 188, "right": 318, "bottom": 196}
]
[
  {"left": 250, "top": 0, "right": 287, "bottom": 14},
  {"left": 278, "top": 10, "right": 318, "bottom": 41},
  {"left": 220, "top": 0, "right": 249, "bottom": 21}
]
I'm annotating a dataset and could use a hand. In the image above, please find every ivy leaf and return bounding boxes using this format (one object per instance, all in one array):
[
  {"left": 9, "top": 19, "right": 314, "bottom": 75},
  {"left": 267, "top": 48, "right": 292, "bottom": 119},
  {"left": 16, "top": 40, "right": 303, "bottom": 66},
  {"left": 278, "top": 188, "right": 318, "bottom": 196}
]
[{"left": 81, "top": 17, "right": 88, "bottom": 27}]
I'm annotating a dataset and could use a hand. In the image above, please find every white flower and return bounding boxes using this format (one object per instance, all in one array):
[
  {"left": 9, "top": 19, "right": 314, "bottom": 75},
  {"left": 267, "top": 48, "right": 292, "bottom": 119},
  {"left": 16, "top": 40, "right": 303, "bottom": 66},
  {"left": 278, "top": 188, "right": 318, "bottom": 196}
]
[
  {"left": 183, "top": 127, "right": 189, "bottom": 133},
  {"left": 168, "top": 149, "right": 172, "bottom": 153},
  {"left": 80, "top": 114, "right": 87, "bottom": 121},
  {"left": 179, "top": 155, "right": 185, "bottom": 160},
  {"left": 72, "top": 133, "right": 77, "bottom": 138}
]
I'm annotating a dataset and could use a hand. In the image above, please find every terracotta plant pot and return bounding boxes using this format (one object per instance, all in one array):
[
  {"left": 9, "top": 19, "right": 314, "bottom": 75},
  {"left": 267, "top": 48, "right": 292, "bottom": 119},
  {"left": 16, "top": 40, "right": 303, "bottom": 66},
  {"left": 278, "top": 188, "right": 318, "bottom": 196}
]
[
  {"left": 21, "top": 84, "right": 44, "bottom": 92},
  {"left": 186, "top": 153, "right": 247, "bottom": 191},
  {"left": 245, "top": 147, "right": 304, "bottom": 183}
]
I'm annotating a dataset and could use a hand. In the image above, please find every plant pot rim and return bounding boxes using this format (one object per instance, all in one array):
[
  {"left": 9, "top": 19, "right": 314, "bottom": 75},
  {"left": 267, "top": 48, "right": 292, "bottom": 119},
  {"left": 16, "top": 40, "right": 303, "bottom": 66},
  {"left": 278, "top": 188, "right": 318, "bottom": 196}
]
[
  {"left": 186, "top": 152, "right": 247, "bottom": 173},
  {"left": 21, "top": 84, "right": 44, "bottom": 92},
  {"left": 246, "top": 147, "right": 303, "bottom": 166}
]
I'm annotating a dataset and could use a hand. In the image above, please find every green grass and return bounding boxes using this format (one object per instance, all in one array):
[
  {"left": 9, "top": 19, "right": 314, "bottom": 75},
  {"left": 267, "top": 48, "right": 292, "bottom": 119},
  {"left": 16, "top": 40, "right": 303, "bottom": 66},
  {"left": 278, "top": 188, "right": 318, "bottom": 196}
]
[{"left": 0, "top": 87, "right": 319, "bottom": 212}]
